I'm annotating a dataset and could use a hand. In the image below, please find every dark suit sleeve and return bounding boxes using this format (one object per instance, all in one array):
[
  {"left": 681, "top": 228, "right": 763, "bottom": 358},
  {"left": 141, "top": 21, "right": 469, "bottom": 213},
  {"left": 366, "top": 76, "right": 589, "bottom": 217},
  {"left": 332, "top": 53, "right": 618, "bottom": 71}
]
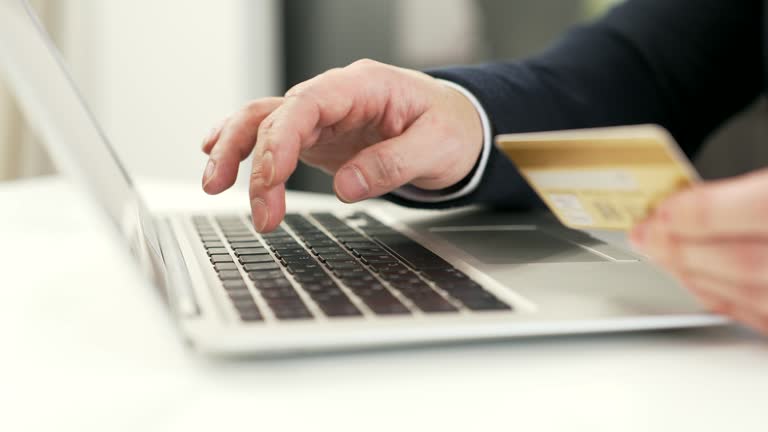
[{"left": 386, "top": 0, "right": 763, "bottom": 210}]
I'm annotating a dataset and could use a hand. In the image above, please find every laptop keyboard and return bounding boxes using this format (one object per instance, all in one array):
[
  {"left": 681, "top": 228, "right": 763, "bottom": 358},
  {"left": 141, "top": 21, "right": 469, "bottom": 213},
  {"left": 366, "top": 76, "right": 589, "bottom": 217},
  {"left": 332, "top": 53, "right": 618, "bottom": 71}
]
[{"left": 192, "top": 212, "right": 512, "bottom": 322}]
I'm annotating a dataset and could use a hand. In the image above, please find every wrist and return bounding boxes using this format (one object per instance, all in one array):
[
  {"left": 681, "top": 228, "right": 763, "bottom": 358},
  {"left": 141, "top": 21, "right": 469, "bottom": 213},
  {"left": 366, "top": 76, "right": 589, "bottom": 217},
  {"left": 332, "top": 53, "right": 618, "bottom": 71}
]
[{"left": 391, "top": 79, "right": 492, "bottom": 203}]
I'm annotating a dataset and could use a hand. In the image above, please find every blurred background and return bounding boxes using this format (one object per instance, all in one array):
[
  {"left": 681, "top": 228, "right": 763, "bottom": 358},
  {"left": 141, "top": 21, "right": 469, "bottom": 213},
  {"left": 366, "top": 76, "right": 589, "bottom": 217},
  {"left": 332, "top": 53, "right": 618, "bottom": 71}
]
[{"left": 1, "top": 0, "right": 766, "bottom": 195}]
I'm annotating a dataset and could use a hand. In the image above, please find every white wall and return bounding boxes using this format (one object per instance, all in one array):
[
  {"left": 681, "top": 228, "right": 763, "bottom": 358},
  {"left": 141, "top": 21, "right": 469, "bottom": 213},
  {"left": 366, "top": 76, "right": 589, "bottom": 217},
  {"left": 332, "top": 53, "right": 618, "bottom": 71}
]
[{"left": 58, "top": 0, "right": 280, "bottom": 184}]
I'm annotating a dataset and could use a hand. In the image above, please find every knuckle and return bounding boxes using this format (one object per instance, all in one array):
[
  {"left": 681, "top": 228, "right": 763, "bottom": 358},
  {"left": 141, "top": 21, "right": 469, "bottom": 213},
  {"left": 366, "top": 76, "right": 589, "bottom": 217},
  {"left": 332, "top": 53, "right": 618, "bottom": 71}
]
[
  {"left": 370, "top": 147, "right": 405, "bottom": 188},
  {"left": 285, "top": 68, "right": 343, "bottom": 98},
  {"left": 349, "top": 58, "right": 380, "bottom": 71}
]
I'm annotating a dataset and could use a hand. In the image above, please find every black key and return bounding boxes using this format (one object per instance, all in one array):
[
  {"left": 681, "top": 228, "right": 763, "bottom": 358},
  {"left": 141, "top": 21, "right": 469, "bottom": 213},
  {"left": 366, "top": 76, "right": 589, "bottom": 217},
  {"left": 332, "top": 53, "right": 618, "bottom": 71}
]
[
  {"left": 210, "top": 255, "right": 235, "bottom": 264},
  {"left": 371, "top": 262, "right": 409, "bottom": 273},
  {"left": 235, "top": 248, "right": 271, "bottom": 256},
  {"left": 265, "top": 238, "right": 299, "bottom": 246},
  {"left": 293, "top": 274, "right": 329, "bottom": 284},
  {"left": 461, "top": 297, "right": 512, "bottom": 311},
  {"left": 324, "top": 261, "right": 362, "bottom": 270},
  {"left": 223, "top": 280, "right": 247, "bottom": 290},
  {"left": 254, "top": 278, "right": 293, "bottom": 290},
  {"left": 229, "top": 241, "right": 264, "bottom": 248},
  {"left": 319, "top": 253, "right": 354, "bottom": 261},
  {"left": 280, "top": 253, "right": 317, "bottom": 262},
  {"left": 344, "top": 242, "right": 377, "bottom": 250},
  {"left": 303, "top": 239, "right": 337, "bottom": 248},
  {"left": 261, "top": 228, "right": 289, "bottom": 236},
  {"left": 343, "top": 277, "right": 380, "bottom": 289},
  {"left": 239, "top": 255, "right": 276, "bottom": 264},
  {"left": 214, "top": 263, "right": 238, "bottom": 272},
  {"left": 335, "top": 267, "right": 370, "bottom": 279},
  {"left": 319, "top": 302, "right": 362, "bottom": 317},
  {"left": 218, "top": 270, "right": 244, "bottom": 280},
  {"left": 371, "top": 234, "right": 452, "bottom": 270},
  {"left": 272, "top": 248, "right": 308, "bottom": 257},
  {"left": 312, "top": 246, "right": 345, "bottom": 255},
  {"left": 203, "top": 241, "right": 224, "bottom": 248},
  {"left": 227, "top": 289, "right": 253, "bottom": 301},
  {"left": 412, "top": 297, "right": 458, "bottom": 313},
  {"left": 206, "top": 248, "right": 229, "bottom": 256},
  {"left": 353, "top": 287, "right": 411, "bottom": 315},
  {"left": 259, "top": 287, "right": 299, "bottom": 300},
  {"left": 363, "top": 257, "right": 399, "bottom": 265},
  {"left": 248, "top": 270, "right": 286, "bottom": 281},
  {"left": 302, "top": 281, "right": 338, "bottom": 294},
  {"left": 238, "top": 309, "right": 263, "bottom": 322},
  {"left": 233, "top": 248, "right": 270, "bottom": 257},
  {"left": 199, "top": 235, "right": 220, "bottom": 241},
  {"left": 355, "top": 248, "right": 387, "bottom": 256},
  {"left": 287, "top": 263, "right": 322, "bottom": 272},
  {"left": 389, "top": 281, "right": 457, "bottom": 312},
  {"left": 269, "top": 302, "right": 313, "bottom": 320},
  {"left": 337, "top": 235, "right": 369, "bottom": 243},
  {"left": 222, "top": 230, "right": 252, "bottom": 237},
  {"left": 242, "top": 262, "right": 281, "bottom": 272},
  {"left": 226, "top": 236, "right": 258, "bottom": 242}
]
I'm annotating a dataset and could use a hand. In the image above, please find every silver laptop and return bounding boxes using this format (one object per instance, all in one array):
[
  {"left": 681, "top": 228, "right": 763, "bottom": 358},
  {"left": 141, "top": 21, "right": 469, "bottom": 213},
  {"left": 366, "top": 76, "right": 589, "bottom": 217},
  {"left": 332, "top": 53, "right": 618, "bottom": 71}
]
[{"left": 0, "top": 0, "right": 725, "bottom": 355}]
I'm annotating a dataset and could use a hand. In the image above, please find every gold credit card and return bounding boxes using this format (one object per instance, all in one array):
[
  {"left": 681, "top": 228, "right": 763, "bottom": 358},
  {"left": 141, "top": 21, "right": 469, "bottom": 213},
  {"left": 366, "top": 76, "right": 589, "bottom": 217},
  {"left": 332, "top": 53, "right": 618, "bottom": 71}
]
[{"left": 495, "top": 124, "right": 700, "bottom": 231}]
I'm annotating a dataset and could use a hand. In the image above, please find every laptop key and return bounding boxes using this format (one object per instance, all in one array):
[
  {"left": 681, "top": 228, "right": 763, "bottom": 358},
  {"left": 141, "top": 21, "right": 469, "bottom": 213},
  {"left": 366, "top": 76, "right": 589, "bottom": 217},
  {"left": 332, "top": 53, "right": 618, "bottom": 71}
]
[
  {"left": 270, "top": 302, "right": 313, "bottom": 320},
  {"left": 210, "top": 255, "right": 235, "bottom": 264},
  {"left": 229, "top": 241, "right": 264, "bottom": 248},
  {"left": 226, "top": 236, "right": 258, "bottom": 242},
  {"left": 214, "top": 263, "right": 238, "bottom": 272},
  {"left": 238, "top": 255, "right": 275, "bottom": 264},
  {"left": 227, "top": 289, "right": 253, "bottom": 301},
  {"left": 235, "top": 248, "right": 271, "bottom": 256},
  {"left": 223, "top": 280, "right": 248, "bottom": 290},
  {"left": 242, "top": 262, "right": 281, "bottom": 272},
  {"left": 206, "top": 247, "right": 229, "bottom": 255},
  {"left": 218, "top": 270, "right": 244, "bottom": 280},
  {"left": 237, "top": 309, "right": 264, "bottom": 322},
  {"left": 248, "top": 270, "right": 286, "bottom": 281}
]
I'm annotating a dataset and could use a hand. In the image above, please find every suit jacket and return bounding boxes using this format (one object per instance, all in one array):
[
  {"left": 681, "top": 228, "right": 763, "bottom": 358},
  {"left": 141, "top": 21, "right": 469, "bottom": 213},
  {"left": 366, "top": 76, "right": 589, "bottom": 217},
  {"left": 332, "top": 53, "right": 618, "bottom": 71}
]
[{"left": 387, "top": 0, "right": 763, "bottom": 210}]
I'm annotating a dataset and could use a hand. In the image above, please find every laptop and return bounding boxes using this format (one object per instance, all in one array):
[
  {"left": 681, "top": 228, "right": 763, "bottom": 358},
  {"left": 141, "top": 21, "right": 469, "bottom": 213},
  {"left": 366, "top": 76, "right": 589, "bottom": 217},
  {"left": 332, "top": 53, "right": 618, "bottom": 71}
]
[{"left": 0, "top": 0, "right": 725, "bottom": 355}]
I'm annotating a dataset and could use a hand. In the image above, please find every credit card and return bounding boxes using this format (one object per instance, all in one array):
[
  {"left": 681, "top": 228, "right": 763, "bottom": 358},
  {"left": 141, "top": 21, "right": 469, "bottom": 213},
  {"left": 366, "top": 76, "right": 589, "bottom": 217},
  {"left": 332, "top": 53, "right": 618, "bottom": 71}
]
[{"left": 495, "top": 124, "right": 699, "bottom": 231}]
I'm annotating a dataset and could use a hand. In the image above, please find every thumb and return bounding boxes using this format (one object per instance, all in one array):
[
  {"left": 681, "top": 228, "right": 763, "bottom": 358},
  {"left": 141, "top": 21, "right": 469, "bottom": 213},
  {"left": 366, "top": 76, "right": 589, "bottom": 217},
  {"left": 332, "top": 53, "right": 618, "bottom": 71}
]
[{"left": 333, "top": 123, "right": 448, "bottom": 203}]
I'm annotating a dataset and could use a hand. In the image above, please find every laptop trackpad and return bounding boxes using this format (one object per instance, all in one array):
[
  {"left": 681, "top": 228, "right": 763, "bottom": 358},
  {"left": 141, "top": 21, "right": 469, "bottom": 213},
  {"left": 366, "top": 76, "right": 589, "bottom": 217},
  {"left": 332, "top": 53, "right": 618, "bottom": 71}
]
[{"left": 430, "top": 227, "right": 608, "bottom": 264}]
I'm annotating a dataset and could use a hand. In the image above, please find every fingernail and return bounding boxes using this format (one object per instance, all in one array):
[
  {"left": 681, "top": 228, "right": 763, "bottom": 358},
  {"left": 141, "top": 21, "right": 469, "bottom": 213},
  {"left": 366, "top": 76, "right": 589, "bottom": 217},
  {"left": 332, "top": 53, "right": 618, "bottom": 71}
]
[
  {"left": 202, "top": 159, "right": 216, "bottom": 187},
  {"left": 262, "top": 151, "right": 275, "bottom": 187},
  {"left": 335, "top": 166, "right": 369, "bottom": 202},
  {"left": 251, "top": 198, "right": 269, "bottom": 232}
]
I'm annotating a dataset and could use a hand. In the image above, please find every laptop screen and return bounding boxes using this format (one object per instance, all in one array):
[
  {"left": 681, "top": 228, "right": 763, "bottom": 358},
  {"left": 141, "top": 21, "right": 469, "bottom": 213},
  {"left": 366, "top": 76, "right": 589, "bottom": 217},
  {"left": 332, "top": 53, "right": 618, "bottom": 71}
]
[{"left": 0, "top": 0, "right": 160, "bottom": 255}]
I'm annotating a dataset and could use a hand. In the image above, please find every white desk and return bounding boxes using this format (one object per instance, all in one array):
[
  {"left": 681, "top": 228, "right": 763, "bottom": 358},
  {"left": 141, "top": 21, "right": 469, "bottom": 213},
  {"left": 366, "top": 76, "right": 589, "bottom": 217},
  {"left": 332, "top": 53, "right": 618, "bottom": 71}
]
[{"left": 1, "top": 176, "right": 766, "bottom": 432}]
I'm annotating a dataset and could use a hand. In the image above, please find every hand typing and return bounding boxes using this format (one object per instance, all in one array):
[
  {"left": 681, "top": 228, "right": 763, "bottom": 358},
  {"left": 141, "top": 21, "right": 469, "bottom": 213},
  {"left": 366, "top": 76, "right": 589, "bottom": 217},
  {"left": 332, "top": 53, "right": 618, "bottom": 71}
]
[{"left": 200, "top": 59, "right": 483, "bottom": 233}]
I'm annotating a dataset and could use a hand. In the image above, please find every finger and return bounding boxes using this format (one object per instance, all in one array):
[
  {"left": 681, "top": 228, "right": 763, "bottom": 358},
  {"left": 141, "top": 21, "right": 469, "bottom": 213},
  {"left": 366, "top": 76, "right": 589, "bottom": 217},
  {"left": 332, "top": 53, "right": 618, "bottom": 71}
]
[
  {"left": 249, "top": 182, "right": 285, "bottom": 233},
  {"left": 201, "top": 116, "right": 229, "bottom": 155},
  {"left": 202, "top": 97, "right": 282, "bottom": 194},
  {"left": 649, "top": 168, "right": 768, "bottom": 238},
  {"left": 684, "top": 274, "right": 768, "bottom": 334},
  {"left": 332, "top": 118, "right": 449, "bottom": 202},
  {"left": 249, "top": 60, "right": 424, "bottom": 192},
  {"left": 663, "top": 238, "right": 768, "bottom": 288}
]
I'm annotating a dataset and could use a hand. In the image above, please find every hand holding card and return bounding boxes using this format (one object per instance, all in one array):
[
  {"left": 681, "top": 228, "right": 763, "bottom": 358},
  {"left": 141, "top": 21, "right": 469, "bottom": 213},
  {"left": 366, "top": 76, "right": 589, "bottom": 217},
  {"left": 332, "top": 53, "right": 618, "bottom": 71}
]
[{"left": 495, "top": 124, "right": 698, "bottom": 231}]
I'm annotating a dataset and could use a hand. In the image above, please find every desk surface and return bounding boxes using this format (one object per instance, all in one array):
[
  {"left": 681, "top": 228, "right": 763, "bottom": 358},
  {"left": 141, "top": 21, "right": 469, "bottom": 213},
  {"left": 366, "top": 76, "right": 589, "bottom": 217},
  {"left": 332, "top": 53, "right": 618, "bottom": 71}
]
[{"left": 1, "top": 176, "right": 766, "bottom": 432}]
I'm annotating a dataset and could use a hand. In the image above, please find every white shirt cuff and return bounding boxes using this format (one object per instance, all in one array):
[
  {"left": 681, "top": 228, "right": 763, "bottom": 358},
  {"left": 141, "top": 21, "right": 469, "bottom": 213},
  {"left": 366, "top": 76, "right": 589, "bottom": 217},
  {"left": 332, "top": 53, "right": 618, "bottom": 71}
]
[{"left": 390, "top": 79, "right": 492, "bottom": 203}]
